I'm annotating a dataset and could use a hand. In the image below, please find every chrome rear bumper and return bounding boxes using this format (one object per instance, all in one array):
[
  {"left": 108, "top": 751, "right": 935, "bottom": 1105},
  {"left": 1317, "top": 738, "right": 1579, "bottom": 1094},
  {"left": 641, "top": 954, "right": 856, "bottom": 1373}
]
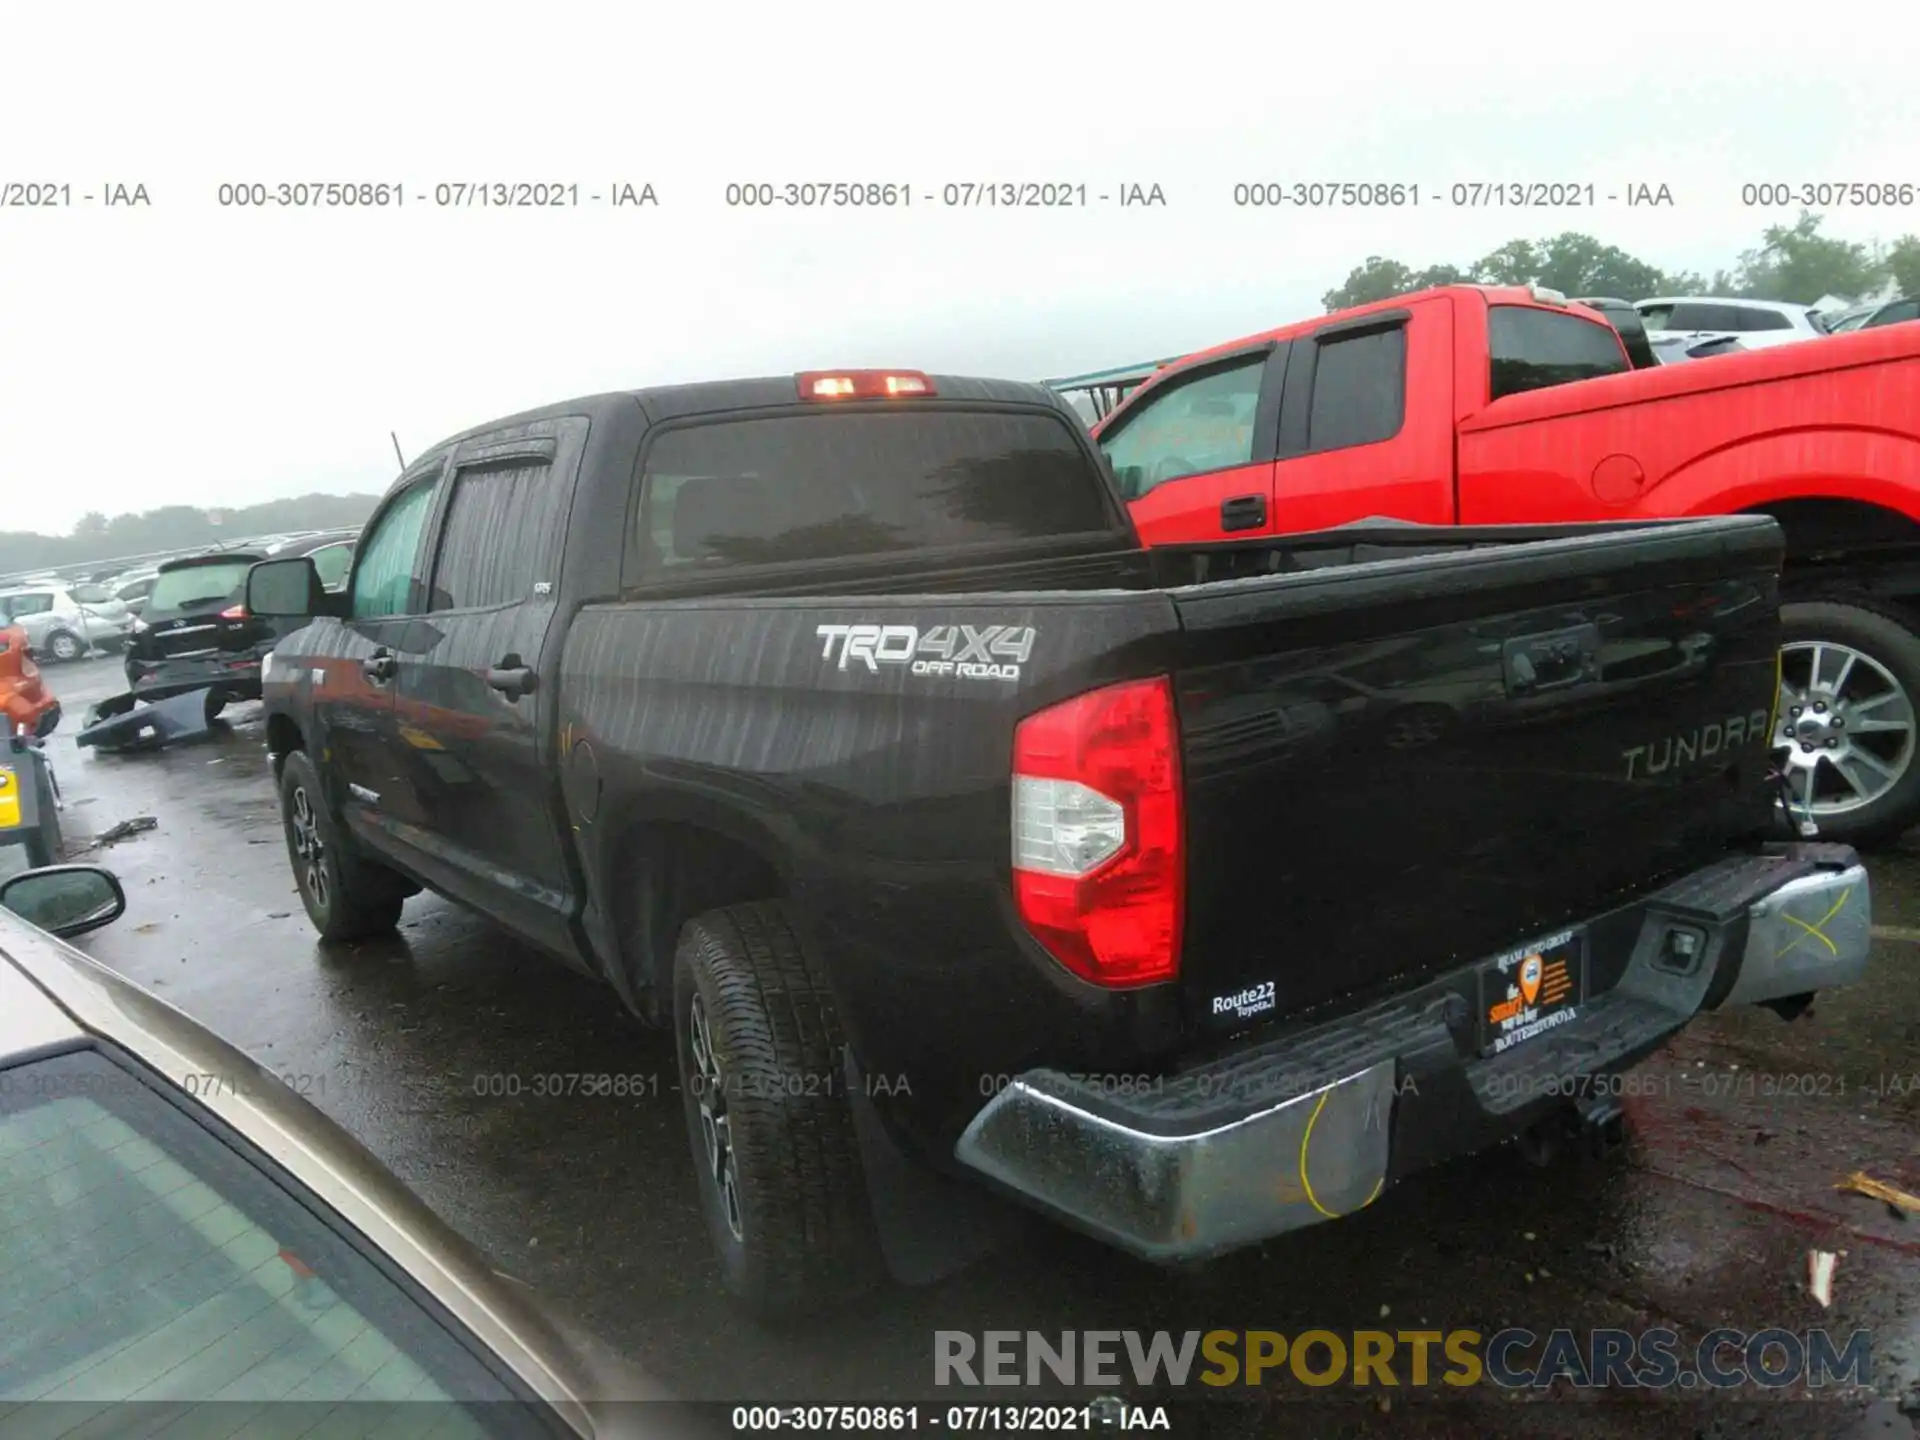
[{"left": 955, "top": 846, "right": 1871, "bottom": 1263}]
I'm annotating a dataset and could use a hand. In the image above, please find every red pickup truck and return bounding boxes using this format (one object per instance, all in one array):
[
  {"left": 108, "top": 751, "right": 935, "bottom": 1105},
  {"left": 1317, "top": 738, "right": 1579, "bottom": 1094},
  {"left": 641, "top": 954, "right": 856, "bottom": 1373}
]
[{"left": 1088, "top": 284, "right": 1920, "bottom": 846}]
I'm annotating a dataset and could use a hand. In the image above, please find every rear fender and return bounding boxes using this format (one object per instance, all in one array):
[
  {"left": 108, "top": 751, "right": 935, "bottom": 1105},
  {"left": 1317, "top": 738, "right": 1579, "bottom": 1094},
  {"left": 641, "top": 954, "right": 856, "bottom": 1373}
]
[{"left": 1654, "top": 429, "right": 1920, "bottom": 522}]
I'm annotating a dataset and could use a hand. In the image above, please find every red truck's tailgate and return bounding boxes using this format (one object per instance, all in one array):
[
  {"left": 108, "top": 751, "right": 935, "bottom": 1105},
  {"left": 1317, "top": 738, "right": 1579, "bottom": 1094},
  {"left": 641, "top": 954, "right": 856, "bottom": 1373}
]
[{"left": 1163, "top": 517, "right": 1784, "bottom": 1029}]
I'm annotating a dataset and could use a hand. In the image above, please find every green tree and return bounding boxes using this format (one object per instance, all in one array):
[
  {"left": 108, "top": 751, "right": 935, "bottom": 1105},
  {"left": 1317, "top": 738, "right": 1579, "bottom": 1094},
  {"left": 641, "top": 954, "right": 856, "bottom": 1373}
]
[
  {"left": 0, "top": 492, "right": 383, "bottom": 579},
  {"left": 1884, "top": 234, "right": 1920, "bottom": 299},
  {"left": 1731, "top": 210, "right": 1886, "bottom": 303},
  {"left": 1324, "top": 235, "right": 1689, "bottom": 311},
  {"left": 1466, "top": 232, "right": 1675, "bottom": 300},
  {"left": 1322, "top": 256, "right": 1420, "bottom": 310}
]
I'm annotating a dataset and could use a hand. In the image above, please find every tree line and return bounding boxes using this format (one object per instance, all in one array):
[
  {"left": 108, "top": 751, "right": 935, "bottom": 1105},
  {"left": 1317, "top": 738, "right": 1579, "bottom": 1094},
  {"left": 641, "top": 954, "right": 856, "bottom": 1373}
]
[
  {"left": 1321, "top": 210, "right": 1920, "bottom": 311},
  {"left": 1, "top": 492, "right": 380, "bottom": 577}
]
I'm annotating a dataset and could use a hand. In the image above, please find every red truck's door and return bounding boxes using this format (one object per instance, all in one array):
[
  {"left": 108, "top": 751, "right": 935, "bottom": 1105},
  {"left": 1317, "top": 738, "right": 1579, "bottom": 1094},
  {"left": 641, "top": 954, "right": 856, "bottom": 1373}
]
[
  {"left": 1097, "top": 344, "right": 1286, "bottom": 544},
  {"left": 1266, "top": 294, "right": 1457, "bottom": 531}
]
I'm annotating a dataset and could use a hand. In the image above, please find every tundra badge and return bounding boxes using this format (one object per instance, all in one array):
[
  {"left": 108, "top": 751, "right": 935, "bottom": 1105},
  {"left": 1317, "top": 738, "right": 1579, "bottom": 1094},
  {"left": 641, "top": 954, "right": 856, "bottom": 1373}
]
[{"left": 1622, "top": 708, "right": 1770, "bottom": 780}]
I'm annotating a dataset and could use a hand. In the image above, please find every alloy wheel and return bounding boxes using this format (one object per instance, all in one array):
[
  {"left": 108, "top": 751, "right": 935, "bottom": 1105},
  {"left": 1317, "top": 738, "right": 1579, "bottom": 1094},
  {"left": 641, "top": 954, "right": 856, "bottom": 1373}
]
[
  {"left": 288, "top": 785, "right": 330, "bottom": 911},
  {"left": 1774, "top": 640, "right": 1917, "bottom": 819},
  {"left": 688, "top": 993, "right": 744, "bottom": 1242}
]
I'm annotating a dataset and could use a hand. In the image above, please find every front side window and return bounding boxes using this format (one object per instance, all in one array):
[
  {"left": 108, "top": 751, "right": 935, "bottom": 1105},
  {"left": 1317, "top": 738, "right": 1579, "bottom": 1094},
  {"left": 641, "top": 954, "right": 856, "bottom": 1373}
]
[
  {"left": 0, "top": 1049, "right": 541, "bottom": 1430},
  {"left": 428, "top": 461, "right": 550, "bottom": 610},
  {"left": 1867, "top": 300, "right": 1920, "bottom": 328},
  {"left": 1740, "top": 309, "right": 1793, "bottom": 332},
  {"left": 350, "top": 480, "right": 438, "bottom": 620},
  {"left": 1489, "top": 306, "right": 1631, "bottom": 400},
  {"left": 1098, "top": 358, "right": 1266, "bottom": 500}
]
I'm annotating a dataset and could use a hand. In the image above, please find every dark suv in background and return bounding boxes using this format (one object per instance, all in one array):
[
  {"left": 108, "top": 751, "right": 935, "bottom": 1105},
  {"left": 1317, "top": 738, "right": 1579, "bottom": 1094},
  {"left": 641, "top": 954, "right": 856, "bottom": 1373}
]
[{"left": 123, "top": 532, "right": 357, "bottom": 715}]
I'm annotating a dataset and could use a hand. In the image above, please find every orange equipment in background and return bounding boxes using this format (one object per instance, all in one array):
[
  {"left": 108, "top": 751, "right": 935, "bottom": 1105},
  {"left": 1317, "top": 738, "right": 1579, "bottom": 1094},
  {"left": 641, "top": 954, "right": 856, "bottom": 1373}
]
[{"left": 0, "top": 624, "right": 61, "bottom": 739}]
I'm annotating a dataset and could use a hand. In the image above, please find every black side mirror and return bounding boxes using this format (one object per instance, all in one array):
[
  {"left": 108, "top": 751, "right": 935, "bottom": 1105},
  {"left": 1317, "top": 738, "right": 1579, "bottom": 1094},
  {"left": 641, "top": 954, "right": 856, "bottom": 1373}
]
[
  {"left": 246, "top": 557, "right": 329, "bottom": 619},
  {"left": 0, "top": 864, "right": 127, "bottom": 939}
]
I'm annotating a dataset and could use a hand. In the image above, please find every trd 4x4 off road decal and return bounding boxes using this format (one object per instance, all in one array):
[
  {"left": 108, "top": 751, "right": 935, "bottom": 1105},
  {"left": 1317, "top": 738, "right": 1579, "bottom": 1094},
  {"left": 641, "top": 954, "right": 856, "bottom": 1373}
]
[{"left": 815, "top": 623, "right": 1035, "bottom": 682}]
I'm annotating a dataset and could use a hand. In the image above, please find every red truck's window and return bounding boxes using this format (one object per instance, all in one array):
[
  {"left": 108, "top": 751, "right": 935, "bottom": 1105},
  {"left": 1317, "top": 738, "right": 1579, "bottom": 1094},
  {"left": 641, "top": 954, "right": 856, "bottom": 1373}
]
[
  {"left": 1488, "top": 305, "right": 1631, "bottom": 401},
  {"left": 632, "top": 409, "right": 1114, "bottom": 575},
  {"left": 1304, "top": 327, "right": 1405, "bottom": 453},
  {"left": 1097, "top": 357, "right": 1264, "bottom": 500}
]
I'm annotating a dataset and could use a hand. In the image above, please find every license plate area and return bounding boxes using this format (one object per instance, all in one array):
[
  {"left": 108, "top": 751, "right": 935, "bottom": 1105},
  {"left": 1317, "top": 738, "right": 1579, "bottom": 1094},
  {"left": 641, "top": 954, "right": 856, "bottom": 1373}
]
[{"left": 1477, "top": 927, "right": 1586, "bottom": 1058}]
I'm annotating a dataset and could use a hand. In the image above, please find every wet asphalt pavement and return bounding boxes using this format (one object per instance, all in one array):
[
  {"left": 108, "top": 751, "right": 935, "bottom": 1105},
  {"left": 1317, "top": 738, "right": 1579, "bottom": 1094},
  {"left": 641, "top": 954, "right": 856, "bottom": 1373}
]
[{"left": 14, "top": 654, "right": 1920, "bottom": 1437}]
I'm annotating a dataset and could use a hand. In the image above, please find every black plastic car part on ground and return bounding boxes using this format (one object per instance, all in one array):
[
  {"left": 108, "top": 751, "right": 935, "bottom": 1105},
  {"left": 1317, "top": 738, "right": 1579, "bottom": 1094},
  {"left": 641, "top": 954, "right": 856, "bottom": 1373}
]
[{"left": 249, "top": 371, "right": 1874, "bottom": 1316}]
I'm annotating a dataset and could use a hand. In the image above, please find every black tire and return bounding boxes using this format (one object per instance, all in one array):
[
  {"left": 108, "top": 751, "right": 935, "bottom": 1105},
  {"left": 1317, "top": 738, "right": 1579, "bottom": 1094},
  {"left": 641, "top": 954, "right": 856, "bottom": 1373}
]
[
  {"left": 672, "top": 901, "right": 879, "bottom": 1318},
  {"left": 1776, "top": 598, "right": 1920, "bottom": 849},
  {"left": 45, "top": 630, "right": 83, "bottom": 664},
  {"left": 278, "top": 749, "right": 407, "bottom": 941},
  {"left": 204, "top": 689, "right": 228, "bottom": 723}
]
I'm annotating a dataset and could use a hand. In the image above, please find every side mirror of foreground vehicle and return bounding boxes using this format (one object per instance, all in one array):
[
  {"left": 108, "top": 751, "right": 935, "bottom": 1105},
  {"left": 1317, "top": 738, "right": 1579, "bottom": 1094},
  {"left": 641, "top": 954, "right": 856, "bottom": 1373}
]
[
  {"left": 245, "top": 556, "right": 329, "bottom": 620},
  {"left": 0, "top": 864, "right": 127, "bottom": 938}
]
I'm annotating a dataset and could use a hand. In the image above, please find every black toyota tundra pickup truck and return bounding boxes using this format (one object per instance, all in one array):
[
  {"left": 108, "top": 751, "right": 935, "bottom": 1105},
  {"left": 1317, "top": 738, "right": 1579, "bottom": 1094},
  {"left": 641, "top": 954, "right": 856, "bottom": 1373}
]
[{"left": 248, "top": 369, "right": 1872, "bottom": 1317}]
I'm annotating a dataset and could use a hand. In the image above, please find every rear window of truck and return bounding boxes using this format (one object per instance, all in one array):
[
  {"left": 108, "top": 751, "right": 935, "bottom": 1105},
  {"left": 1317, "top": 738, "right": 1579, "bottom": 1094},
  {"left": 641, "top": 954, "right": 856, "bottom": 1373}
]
[
  {"left": 630, "top": 409, "right": 1115, "bottom": 575},
  {"left": 1488, "top": 305, "right": 1631, "bottom": 401}
]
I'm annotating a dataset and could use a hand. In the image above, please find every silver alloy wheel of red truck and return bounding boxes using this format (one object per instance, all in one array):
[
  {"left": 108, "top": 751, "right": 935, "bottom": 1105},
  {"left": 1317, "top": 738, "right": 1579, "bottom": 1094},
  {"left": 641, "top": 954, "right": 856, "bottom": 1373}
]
[{"left": 1774, "top": 600, "right": 1920, "bottom": 848}]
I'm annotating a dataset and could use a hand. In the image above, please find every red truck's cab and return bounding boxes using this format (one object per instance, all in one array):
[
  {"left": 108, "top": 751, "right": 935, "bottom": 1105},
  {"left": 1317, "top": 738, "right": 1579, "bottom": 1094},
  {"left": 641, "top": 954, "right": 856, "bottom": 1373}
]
[{"left": 1090, "top": 285, "right": 1920, "bottom": 845}]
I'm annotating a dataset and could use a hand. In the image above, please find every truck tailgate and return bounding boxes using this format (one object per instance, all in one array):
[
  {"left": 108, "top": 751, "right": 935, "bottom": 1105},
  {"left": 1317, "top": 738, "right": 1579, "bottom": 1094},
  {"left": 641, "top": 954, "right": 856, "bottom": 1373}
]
[{"left": 1167, "top": 515, "right": 1784, "bottom": 1028}]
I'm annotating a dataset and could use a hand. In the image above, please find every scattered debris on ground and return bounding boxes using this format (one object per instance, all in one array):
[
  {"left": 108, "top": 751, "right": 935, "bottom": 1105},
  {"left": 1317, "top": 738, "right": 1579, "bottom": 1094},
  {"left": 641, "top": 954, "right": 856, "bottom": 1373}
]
[
  {"left": 77, "top": 688, "right": 217, "bottom": 753},
  {"left": 1809, "top": 1249, "right": 1838, "bottom": 1307},
  {"left": 1838, "top": 1171, "right": 1920, "bottom": 1220},
  {"left": 86, "top": 816, "right": 159, "bottom": 849}
]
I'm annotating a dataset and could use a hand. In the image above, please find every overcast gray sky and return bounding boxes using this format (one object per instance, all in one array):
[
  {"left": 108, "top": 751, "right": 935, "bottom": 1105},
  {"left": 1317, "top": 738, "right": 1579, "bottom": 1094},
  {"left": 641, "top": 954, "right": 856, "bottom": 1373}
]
[{"left": 2, "top": 0, "right": 1912, "bottom": 535}]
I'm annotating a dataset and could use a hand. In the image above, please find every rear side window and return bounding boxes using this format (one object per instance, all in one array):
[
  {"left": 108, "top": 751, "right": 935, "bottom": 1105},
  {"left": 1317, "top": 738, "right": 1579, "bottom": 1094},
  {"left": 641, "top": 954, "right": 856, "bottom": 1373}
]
[
  {"left": 632, "top": 409, "right": 1111, "bottom": 576},
  {"left": 429, "top": 461, "right": 551, "bottom": 610},
  {"left": 1489, "top": 306, "right": 1631, "bottom": 400},
  {"left": 1098, "top": 358, "right": 1266, "bottom": 500},
  {"left": 3, "top": 592, "right": 53, "bottom": 618},
  {"left": 1305, "top": 326, "right": 1405, "bottom": 453}
]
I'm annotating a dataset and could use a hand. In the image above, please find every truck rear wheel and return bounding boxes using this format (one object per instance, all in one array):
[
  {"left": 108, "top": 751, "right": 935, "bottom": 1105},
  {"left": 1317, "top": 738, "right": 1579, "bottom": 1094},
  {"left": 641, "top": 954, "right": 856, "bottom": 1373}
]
[
  {"left": 672, "top": 900, "right": 879, "bottom": 1318},
  {"left": 278, "top": 750, "right": 407, "bottom": 941},
  {"left": 1776, "top": 599, "right": 1920, "bottom": 848}
]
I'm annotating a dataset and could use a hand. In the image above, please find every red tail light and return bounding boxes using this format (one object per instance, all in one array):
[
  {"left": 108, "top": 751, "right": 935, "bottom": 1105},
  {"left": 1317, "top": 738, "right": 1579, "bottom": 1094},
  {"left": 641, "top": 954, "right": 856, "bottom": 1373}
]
[
  {"left": 1011, "top": 676, "right": 1184, "bottom": 987},
  {"left": 220, "top": 605, "right": 247, "bottom": 619},
  {"left": 796, "top": 369, "right": 934, "bottom": 400}
]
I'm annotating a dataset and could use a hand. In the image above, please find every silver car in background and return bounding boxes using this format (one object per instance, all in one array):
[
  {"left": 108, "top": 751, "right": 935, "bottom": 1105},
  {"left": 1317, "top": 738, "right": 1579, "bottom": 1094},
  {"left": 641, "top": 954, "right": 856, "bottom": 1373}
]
[
  {"left": 0, "top": 864, "right": 682, "bottom": 1437},
  {"left": 0, "top": 583, "right": 136, "bottom": 662}
]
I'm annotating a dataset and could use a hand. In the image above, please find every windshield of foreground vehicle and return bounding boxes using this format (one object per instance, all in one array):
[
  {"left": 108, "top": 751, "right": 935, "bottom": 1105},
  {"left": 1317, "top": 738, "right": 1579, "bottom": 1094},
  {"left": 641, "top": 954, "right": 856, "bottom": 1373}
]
[
  {"left": 145, "top": 562, "right": 254, "bottom": 613},
  {"left": 0, "top": 1049, "right": 552, "bottom": 1434}
]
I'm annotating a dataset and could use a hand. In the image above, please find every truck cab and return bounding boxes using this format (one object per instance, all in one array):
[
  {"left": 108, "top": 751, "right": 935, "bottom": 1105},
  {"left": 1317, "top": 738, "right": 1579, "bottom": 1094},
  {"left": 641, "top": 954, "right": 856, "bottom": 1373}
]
[{"left": 1091, "top": 286, "right": 1920, "bottom": 846}]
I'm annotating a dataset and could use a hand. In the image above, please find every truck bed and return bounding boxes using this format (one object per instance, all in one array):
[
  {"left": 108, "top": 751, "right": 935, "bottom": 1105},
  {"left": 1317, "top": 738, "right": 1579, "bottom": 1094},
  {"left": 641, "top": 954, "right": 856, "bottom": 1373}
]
[{"left": 560, "top": 514, "right": 1785, "bottom": 1125}]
